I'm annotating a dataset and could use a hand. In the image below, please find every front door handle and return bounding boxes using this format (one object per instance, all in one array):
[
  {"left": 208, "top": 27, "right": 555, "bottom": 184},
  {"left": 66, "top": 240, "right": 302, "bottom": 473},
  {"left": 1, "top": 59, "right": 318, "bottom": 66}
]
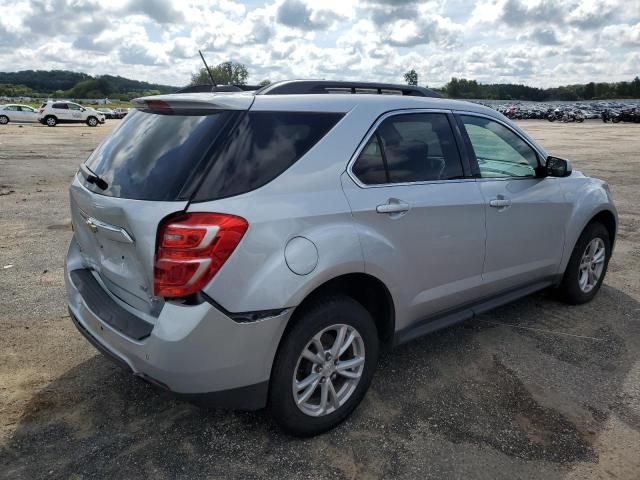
[
  {"left": 376, "top": 200, "right": 410, "bottom": 214},
  {"left": 489, "top": 197, "right": 512, "bottom": 208}
]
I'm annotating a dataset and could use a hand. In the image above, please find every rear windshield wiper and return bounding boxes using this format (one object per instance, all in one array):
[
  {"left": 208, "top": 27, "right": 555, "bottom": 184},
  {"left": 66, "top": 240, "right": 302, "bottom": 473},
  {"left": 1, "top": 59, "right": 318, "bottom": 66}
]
[{"left": 79, "top": 163, "right": 109, "bottom": 190}]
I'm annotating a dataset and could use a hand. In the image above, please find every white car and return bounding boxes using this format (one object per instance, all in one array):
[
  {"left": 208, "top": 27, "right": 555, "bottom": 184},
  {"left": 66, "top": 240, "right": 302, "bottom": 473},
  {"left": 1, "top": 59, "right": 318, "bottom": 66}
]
[
  {"left": 0, "top": 104, "right": 39, "bottom": 124},
  {"left": 37, "top": 101, "right": 105, "bottom": 127}
]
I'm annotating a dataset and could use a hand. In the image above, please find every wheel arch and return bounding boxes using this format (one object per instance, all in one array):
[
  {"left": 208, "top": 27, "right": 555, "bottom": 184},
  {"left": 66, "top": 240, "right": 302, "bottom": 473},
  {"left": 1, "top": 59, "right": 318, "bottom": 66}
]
[
  {"left": 560, "top": 205, "right": 618, "bottom": 277},
  {"left": 283, "top": 272, "right": 396, "bottom": 347},
  {"left": 589, "top": 210, "right": 617, "bottom": 246}
]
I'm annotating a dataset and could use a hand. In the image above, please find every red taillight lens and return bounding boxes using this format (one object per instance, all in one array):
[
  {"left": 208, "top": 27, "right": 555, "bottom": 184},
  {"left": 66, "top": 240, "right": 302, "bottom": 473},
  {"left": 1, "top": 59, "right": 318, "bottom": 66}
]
[{"left": 154, "top": 213, "right": 248, "bottom": 298}]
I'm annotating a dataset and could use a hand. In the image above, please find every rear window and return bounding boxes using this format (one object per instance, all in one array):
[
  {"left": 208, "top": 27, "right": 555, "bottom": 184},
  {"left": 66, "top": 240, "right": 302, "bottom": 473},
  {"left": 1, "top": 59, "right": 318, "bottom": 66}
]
[
  {"left": 193, "top": 111, "right": 343, "bottom": 201},
  {"left": 83, "top": 109, "right": 233, "bottom": 200}
]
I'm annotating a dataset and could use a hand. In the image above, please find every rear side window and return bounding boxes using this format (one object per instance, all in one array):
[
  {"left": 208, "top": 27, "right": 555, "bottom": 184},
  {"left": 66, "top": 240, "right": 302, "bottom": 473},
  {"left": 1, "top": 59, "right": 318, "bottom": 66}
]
[
  {"left": 52, "top": 103, "right": 68, "bottom": 109},
  {"left": 83, "top": 109, "right": 233, "bottom": 200},
  {"left": 194, "top": 111, "right": 343, "bottom": 201},
  {"left": 352, "top": 113, "right": 464, "bottom": 184}
]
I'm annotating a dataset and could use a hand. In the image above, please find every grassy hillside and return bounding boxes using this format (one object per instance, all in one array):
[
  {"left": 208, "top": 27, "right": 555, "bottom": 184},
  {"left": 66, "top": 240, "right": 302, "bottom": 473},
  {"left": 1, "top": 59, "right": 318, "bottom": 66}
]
[{"left": 0, "top": 70, "right": 178, "bottom": 100}]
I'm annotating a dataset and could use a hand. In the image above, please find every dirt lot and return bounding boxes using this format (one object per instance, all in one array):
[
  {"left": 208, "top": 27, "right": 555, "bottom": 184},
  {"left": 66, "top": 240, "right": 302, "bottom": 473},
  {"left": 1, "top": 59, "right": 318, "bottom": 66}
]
[{"left": 0, "top": 120, "right": 639, "bottom": 479}]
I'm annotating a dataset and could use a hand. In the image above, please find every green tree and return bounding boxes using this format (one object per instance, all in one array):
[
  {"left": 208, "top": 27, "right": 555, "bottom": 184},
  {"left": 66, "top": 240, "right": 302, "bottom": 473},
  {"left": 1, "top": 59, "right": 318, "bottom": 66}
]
[
  {"left": 259, "top": 79, "right": 272, "bottom": 86},
  {"left": 631, "top": 76, "right": 640, "bottom": 97},
  {"left": 583, "top": 82, "right": 595, "bottom": 99},
  {"left": 191, "top": 61, "right": 249, "bottom": 86},
  {"left": 403, "top": 69, "right": 418, "bottom": 86}
]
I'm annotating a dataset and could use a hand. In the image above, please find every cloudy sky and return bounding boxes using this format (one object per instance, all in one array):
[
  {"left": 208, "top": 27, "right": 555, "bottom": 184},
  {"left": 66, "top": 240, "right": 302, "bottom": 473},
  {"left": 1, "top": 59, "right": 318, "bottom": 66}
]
[{"left": 0, "top": 0, "right": 638, "bottom": 88}]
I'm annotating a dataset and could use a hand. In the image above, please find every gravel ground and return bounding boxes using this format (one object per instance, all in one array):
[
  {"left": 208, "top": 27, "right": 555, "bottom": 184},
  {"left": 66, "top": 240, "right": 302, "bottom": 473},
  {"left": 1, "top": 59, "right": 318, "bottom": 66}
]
[{"left": 0, "top": 120, "right": 639, "bottom": 479}]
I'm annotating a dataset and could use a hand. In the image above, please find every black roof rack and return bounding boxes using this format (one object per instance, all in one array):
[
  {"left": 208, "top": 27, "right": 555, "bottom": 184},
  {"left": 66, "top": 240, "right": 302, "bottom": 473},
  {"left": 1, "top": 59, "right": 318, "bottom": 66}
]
[{"left": 256, "top": 80, "right": 441, "bottom": 98}]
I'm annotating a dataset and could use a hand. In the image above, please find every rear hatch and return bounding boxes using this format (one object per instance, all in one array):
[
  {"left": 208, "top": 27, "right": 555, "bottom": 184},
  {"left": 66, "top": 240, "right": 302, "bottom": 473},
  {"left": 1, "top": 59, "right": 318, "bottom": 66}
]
[{"left": 70, "top": 94, "right": 252, "bottom": 314}]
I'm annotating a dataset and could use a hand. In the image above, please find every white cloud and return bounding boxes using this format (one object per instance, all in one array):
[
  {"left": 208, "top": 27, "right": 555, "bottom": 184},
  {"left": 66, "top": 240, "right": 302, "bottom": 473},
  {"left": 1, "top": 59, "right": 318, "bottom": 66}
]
[{"left": 0, "top": 0, "right": 637, "bottom": 88}]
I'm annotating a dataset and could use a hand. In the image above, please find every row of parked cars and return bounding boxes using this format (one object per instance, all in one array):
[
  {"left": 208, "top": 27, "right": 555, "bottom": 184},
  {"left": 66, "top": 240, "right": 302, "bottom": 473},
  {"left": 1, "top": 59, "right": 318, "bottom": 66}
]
[
  {"left": 0, "top": 101, "right": 129, "bottom": 126},
  {"left": 489, "top": 101, "right": 640, "bottom": 123}
]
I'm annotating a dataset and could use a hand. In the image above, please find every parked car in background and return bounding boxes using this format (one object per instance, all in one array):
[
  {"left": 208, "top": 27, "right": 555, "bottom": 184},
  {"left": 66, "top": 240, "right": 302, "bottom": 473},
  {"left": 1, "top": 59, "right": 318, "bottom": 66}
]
[
  {"left": 113, "top": 108, "right": 129, "bottom": 119},
  {"left": 66, "top": 81, "right": 617, "bottom": 437},
  {"left": 0, "top": 104, "right": 39, "bottom": 124},
  {"left": 38, "top": 101, "right": 105, "bottom": 127},
  {"left": 97, "top": 108, "right": 116, "bottom": 119}
]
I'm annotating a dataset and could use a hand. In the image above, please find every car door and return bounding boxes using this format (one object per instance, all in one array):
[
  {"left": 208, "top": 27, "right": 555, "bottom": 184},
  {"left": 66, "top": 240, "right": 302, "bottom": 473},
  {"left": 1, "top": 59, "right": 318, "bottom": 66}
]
[
  {"left": 13, "top": 106, "right": 26, "bottom": 122},
  {"left": 20, "top": 106, "right": 37, "bottom": 122},
  {"left": 341, "top": 110, "right": 486, "bottom": 331},
  {"left": 67, "top": 103, "right": 84, "bottom": 121},
  {"left": 52, "top": 103, "right": 70, "bottom": 120},
  {"left": 3, "top": 106, "right": 18, "bottom": 121},
  {"left": 456, "top": 113, "right": 571, "bottom": 292}
]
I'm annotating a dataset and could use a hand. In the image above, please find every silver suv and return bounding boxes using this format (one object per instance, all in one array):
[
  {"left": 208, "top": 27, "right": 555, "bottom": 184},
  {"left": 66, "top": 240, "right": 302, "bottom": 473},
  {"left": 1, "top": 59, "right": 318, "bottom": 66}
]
[{"left": 66, "top": 81, "right": 617, "bottom": 436}]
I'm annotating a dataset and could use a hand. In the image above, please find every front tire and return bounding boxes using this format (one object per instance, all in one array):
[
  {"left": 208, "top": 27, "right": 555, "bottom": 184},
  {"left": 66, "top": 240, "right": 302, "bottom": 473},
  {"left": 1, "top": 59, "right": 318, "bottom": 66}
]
[
  {"left": 558, "top": 222, "right": 611, "bottom": 304},
  {"left": 269, "top": 295, "right": 379, "bottom": 437},
  {"left": 87, "top": 116, "right": 98, "bottom": 127},
  {"left": 0, "top": 115, "right": 8, "bottom": 125}
]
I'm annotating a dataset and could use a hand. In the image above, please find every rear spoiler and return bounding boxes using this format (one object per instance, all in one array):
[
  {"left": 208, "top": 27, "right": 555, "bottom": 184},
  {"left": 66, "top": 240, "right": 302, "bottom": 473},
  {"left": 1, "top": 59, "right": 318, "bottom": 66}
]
[{"left": 131, "top": 93, "right": 254, "bottom": 112}]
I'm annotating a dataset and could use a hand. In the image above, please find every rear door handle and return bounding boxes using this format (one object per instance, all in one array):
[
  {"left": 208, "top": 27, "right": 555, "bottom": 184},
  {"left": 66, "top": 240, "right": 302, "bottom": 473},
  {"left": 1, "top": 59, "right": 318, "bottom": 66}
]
[
  {"left": 376, "top": 200, "right": 410, "bottom": 214},
  {"left": 489, "top": 199, "right": 511, "bottom": 208},
  {"left": 489, "top": 197, "right": 512, "bottom": 208}
]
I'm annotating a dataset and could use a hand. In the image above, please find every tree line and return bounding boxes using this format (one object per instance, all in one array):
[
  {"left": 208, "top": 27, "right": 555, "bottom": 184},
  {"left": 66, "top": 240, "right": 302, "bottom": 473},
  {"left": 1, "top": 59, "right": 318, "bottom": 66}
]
[
  {"left": 1, "top": 65, "right": 638, "bottom": 101},
  {"left": 0, "top": 70, "right": 176, "bottom": 100},
  {"left": 441, "top": 76, "right": 640, "bottom": 101},
  {"left": 404, "top": 69, "right": 640, "bottom": 101}
]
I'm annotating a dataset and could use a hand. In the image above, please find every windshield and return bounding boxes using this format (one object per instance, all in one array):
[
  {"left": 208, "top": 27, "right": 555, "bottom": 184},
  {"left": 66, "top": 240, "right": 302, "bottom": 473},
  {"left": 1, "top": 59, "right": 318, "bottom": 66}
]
[{"left": 83, "top": 109, "right": 234, "bottom": 201}]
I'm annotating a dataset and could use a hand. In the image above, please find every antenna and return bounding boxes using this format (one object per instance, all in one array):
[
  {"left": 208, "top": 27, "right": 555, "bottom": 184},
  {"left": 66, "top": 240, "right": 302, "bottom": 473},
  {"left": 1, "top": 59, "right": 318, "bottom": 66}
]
[{"left": 198, "top": 50, "right": 217, "bottom": 90}]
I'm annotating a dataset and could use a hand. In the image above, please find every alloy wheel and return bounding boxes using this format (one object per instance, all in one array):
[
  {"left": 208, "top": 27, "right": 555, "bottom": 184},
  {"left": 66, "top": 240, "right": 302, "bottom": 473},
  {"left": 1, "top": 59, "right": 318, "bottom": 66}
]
[
  {"left": 292, "top": 324, "right": 365, "bottom": 417},
  {"left": 578, "top": 237, "right": 606, "bottom": 293}
]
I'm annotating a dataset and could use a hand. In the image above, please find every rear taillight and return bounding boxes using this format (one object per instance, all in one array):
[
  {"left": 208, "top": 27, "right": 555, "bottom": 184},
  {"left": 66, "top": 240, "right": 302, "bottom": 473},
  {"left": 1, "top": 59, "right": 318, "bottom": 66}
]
[{"left": 154, "top": 213, "right": 248, "bottom": 298}]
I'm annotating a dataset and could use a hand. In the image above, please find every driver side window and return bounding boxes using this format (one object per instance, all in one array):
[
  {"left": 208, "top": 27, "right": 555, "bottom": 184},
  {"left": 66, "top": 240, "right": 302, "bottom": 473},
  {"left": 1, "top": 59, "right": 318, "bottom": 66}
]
[{"left": 461, "top": 115, "right": 539, "bottom": 178}]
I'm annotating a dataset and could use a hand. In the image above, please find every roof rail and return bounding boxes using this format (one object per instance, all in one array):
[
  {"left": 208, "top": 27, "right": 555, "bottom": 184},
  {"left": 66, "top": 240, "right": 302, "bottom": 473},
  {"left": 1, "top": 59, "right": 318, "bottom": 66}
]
[
  {"left": 175, "top": 84, "right": 262, "bottom": 94},
  {"left": 256, "top": 80, "right": 442, "bottom": 98}
]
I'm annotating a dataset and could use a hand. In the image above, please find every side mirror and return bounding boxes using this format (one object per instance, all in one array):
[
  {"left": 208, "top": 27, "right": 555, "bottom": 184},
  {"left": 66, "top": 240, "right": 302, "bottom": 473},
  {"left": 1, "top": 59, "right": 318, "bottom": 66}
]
[{"left": 545, "top": 156, "right": 572, "bottom": 177}]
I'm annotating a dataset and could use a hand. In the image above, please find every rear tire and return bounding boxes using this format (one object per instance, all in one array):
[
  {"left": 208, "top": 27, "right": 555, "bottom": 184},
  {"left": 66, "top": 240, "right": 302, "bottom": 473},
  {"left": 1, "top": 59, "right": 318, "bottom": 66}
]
[
  {"left": 557, "top": 222, "right": 611, "bottom": 305},
  {"left": 269, "top": 295, "right": 379, "bottom": 437},
  {"left": 0, "top": 115, "right": 8, "bottom": 125},
  {"left": 45, "top": 116, "right": 57, "bottom": 127}
]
